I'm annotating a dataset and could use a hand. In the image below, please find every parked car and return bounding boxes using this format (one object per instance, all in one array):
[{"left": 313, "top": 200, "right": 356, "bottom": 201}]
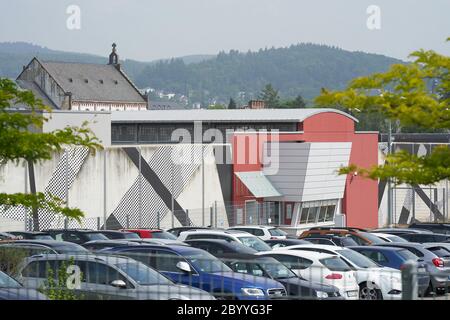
[
  {"left": 397, "top": 233, "right": 450, "bottom": 243},
  {"left": 184, "top": 239, "right": 258, "bottom": 258},
  {"left": 0, "top": 232, "right": 20, "bottom": 241},
  {"left": 7, "top": 231, "right": 53, "bottom": 240},
  {"left": 121, "top": 229, "right": 177, "bottom": 240},
  {"left": 97, "top": 230, "right": 141, "bottom": 240},
  {"left": 166, "top": 227, "right": 210, "bottom": 237},
  {"left": 17, "top": 254, "right": 215, "bottom": 300},
  {"left": 127, "top": 239, "right": 190, "bottom": 246},
  {"left": 228, "top": 226, "right": 289, "bottom": 240},
  {"left": 300, "top": 227, "right": 385, "bottom": 246},
  {"left": 44, "top": 229, "right": 109, "bottom": 244},
  {"left": 257, "top": 250, "right": 359, "bottom": 299},
  {"left": 0, "top": 240, "right": 89, "bottom": 254},
  {"left": 265, "top": 239, "right": 311, "bottom": 249},
  {"left": 369, "top": 232, "right": 409, "bottom": 243},
  {"left": 0, "top": 270, "right": 47, "bottom": 300},
  {"left": 101, "top": 244, "right": 287, "bottom": 300},
  {"left": 178, "top": 230, "right": 273, "bottom": 252},
  {"left": 299, "top": 235, "right": 359, "bottom": 247},
  {"left": 371, "top": 228, "right": 433, "bottom": 236},
  {"left": 281, "top": 244, "right": 406, "bottom": 300},
  {"left": 360, "top": 243, "right": 450, "bottom": 295},
  {"left": 82, "top": 240, "right": 140, "bottom": 251},
  {"left": 185, "top": 239, "right": 341, "bottom": 299},
  {"left": 409, "top": 223, "right": 450, "bottom": 235},
  {"left": 226, "top": 254, "right": 342, "bottom": 300}
]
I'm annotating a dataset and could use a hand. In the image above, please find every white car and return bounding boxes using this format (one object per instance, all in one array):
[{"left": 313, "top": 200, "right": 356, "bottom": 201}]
[
  {"left": 227, "top": 226, "right": 288, "bottom": 240},
  {"left": 177, "top": 229, "right": 273, "bottom": 252},
  {"left": 278, "top": 244, "right": 402, "bottom": 300},
  {"left": 369, "top": 232, "right": 409, "bottom": 243},
  {"left": 256, "top": 250, "right": 359, "bottom": 300}
]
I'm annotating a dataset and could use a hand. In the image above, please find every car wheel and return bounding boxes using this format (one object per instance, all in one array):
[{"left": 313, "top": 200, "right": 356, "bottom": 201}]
[{"left": 359, "top": 283, "right": 382, "bottom": 300}]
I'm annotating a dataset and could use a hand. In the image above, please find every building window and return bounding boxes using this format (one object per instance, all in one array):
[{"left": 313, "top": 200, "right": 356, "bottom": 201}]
[{"left": 297, "top": 200, "right": 337, "bottom": 225}]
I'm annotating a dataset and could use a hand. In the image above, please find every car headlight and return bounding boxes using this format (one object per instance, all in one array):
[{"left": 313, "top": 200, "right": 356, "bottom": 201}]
[
  {"left": 315, "top": 291, "right": 329, "bottom": 299},
  {"left": 241, "top": 288, "right": 265, "bottom": 296}
]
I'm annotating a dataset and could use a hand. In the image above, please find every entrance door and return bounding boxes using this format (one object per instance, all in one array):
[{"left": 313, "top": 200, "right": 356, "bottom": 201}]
[
  {"left": 284, "top": 202, "right": 295, "bottom": 225},
  {"left": 245, "top": 201, "right": 258, "bottom": 225}
]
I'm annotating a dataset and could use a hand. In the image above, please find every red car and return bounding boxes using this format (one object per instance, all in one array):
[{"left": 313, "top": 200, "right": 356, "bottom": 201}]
[{"left": 120, "top": 229, "right": 177, "bottom": 240}]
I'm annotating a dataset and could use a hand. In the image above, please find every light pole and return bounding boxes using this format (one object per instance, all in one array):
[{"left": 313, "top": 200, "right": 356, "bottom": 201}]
[{"left": 387, "top": 119, "right": 394, "bottom": 226}]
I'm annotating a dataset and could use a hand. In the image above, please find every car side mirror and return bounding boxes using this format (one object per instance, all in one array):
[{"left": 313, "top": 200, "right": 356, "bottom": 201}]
[
  {"left": 176, "top": 261, "right": 192, "bottom": 273},
  {"left": 110, "top": 279, "right": 127, "bottom": 289}
]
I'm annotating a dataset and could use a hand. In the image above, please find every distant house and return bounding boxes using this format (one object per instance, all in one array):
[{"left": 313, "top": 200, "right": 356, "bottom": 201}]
[
  {"left": 16, "top": 44, "right": 147, "bottom": 111},
  {"left": 149, "top": 101, "right": 188, "bottom": 110}
]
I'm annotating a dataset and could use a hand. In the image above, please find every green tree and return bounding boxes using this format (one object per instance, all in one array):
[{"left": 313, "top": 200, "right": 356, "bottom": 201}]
[
  {"left": 315, "top": 40, "right": 450, "bottom": 185},
  {"left": 207, "top": 103, "right": 226, "bottom": 109},
  {"left": 227, "top": 98, "right": 237, "bottom": 109},
  {"left": 279, "top": 95, "right": 307, "bottom": 108},
  {"left": 258, "top": 84, "right": 280, "bottom": 108},
  {"left": 0, "top": 78, "right": 102, "bottom": 229}
]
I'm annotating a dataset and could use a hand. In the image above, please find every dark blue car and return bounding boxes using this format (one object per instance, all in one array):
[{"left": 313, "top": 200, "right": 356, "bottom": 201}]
[
  {"left": 102, "top": 244, "right": 287, "bottom": 300},
  {"left": 350, "top": 246, "right": 430, "bottom": 296}
]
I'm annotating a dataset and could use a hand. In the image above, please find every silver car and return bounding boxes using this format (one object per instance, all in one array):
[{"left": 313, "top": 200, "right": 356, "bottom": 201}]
[{"left": 16, "top": 254, "right": 215, "bottom": 300}]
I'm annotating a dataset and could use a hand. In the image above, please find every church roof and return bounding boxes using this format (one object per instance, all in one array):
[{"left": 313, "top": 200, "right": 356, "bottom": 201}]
[{"left": 39, "top": 61, "right": 146, "bottom": 103}]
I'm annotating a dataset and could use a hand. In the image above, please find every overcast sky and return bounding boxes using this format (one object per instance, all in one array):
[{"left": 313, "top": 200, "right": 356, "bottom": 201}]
[{"left": 0, "top": 0, "right": 448, "bottom": 62}]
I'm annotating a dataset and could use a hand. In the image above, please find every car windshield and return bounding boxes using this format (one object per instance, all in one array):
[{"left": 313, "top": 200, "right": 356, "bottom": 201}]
[
  {"left": 359, "top": 232, "right": 386, "bottom": 244},
  {"left": 427, "top": 247, "right": 450, "bottom": 258},
  {"left": 336, "top": 249, "right": 379, "bottom": 268},
  {"left": 85, "top": 233, "right": 109, "bottom": 241},
  {"left": 0, "top": 271, "right": 21, "bottom": 288},
  {"left": 320, "top": 256, "right": 352, "bottom": 272},
  {"left": 122, "top": 233, "right": 141, "bottom": 239},
  {"left": 238, "top": 236, "right": 272, "bottom": 252},
  {"left": 340, "top": 237, "right": 359, "bottom": 246},
  {"left": 397, "top": 249, "right": 420, "bottom": 261},
  {"left": 186, "top": 252, "right": 232, "bottom": 273},
  {"left": 115, "top": 261, "right": 172, "bottom": 285},
  {"left": 52, "top": 243, "right": 88, "bottom": 253},
  {"left": 269, "top": 228, "right": 287, "bottom": 237},
  {"left": 151, "top": 232, "right": 177, "bottom": 240},
  {"left": 33, "top": 235, "right": 54, "bottom": 240},
  {"left": 386, "top": 235, "right": 408, "bottom": 243},
  {"left": 257, "top": 258, "right": 297, "bottom": 279}
]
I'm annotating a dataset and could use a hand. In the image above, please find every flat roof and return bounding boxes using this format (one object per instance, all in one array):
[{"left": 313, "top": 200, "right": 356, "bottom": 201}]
[{"left": 111, "top": 108, "right": 358, "bottom": 123}]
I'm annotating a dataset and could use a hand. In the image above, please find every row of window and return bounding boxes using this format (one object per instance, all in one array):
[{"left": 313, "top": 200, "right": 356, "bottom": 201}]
[
  {"left": 111, "top": 123, "right": 297, "bottom": 144},
  {"left": 299, "top": 205, "right": 336, "bottom": 224}
]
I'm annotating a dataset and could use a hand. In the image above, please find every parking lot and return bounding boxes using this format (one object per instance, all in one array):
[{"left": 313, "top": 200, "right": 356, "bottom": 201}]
[{"left": 1, "top": 224, "right": 450, "bottom": 300}]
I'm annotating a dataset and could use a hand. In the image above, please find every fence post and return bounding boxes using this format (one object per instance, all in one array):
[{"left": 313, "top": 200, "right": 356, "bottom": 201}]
[
  {"left": 210, "top": 206, "right": 213, "bottom": 227},
  {"left": 186, "top": 209, "right": 189, "bottom": 226},
  {"left": 126, "top": 214, "right": 130, "bottom": 229},
  {"left": 401, "top": 260, "right": 418, "bottom": 300},
  {"left": 97, "top": 217, "right": 100, "bottom": 230},
  {"left": 214, "top": 202, "right": 218, "bottom": 228}
]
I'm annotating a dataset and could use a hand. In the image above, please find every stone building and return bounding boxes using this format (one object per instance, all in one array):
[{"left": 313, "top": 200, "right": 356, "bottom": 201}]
[{"left": 16, "top": 44, "right": 147, "bottom": 111}]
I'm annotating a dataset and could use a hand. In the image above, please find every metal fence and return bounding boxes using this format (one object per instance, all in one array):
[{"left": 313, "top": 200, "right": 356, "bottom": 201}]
[{"left": 1, "top": 245, "right": 441, "bottom": 301}]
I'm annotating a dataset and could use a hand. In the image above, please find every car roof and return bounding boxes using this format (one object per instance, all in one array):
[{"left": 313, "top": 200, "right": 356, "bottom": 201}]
[
  {"left": 257, "top": 249, "right": 336, "bottom": 259},
  {"left": 8, "top": 231, "right": 50, "bottom": 235},
  {"left": 282, "top": 244, "right": 346, "bottom": 251},
  {"left": 229, "top": 226, "right": 276, "bottom": 230},
  {"left": 83, "top": 240, "right": 137, "bottom": 245},
  {"left": 370, "top": 232, "right": 399, "bottom": 238},
  {"left": 4, "top": 239, "right": 82, "bottom": 247},
  {"left": 108, "top": 243, "right": 201, "bottom": 254},
  {"left": 43, "top": 229, "right": 99, "bottom": 233},
  {"left": 25, "top": 253, "right": 133, "bottom": 264},
  {"left": 181, "top": 229, "right": 252, "bottom": 236},
  {"left": 99, "top": 230, "right": 134, "bottom": 234},
  {"left": 349, "top": 245, "right": 405, "bottom": 251}
]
